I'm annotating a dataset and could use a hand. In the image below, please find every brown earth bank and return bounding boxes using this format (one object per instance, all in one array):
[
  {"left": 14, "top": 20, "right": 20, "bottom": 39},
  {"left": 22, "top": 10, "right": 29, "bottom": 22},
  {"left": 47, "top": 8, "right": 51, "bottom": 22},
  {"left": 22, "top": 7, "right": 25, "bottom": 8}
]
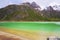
[
  {"left": 0, "top": 35, "right": 21, "bottom": 40},
  {"left": 0, "top": 28, "right": 40, "bottom": 40}
]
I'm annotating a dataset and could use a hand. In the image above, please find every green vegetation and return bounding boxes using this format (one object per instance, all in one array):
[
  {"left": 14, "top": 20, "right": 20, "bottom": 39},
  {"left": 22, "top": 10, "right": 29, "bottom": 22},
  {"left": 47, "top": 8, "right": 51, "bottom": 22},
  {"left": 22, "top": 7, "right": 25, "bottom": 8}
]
[
  {"left": 0, "top": 5, "right": 49, "bottom": 21},
  {"left": 0, "top": 4, "right": 60, "bottom": 21}
]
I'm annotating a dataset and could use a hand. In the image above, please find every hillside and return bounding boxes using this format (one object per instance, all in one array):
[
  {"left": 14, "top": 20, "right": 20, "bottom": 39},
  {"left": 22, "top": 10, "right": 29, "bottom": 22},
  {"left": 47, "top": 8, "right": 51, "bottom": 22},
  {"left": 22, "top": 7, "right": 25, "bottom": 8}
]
[
  {"left": 42, "top": 6, "right": 60, "bottom": 21},
  {"left": 0, "top": 2, "right": 49, "bottom": 21}
]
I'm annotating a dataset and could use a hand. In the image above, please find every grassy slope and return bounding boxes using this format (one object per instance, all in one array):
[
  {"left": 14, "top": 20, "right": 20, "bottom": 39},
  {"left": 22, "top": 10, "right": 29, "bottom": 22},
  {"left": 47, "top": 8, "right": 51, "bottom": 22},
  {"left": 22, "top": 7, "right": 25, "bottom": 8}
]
[
  {"left": 0, "top": 5, "right": 49, "bottom": 21},
  {"left": 21, "top": 6, "right": 49, "bottom": 21}
]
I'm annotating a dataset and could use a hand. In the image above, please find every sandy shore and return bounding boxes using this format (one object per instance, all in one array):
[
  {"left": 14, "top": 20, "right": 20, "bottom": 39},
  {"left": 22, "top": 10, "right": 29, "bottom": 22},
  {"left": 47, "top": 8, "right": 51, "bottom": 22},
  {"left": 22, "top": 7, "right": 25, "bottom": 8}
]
[{"left": 0, "top": 31, "right": 30, "bottom": 40}]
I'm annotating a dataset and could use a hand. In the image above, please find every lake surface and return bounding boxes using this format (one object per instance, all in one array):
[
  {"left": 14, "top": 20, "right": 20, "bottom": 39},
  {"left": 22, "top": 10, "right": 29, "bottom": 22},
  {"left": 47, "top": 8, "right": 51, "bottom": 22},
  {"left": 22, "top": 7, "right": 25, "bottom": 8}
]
[{"left": 0, "top": 22, "right": 60, "bottom": 32}]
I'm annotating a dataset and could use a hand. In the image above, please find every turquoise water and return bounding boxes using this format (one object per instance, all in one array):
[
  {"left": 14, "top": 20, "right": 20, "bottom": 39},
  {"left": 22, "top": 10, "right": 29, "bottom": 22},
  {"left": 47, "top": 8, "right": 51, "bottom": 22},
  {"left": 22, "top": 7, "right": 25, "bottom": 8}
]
[{"left": 0, "top": 22, "right": 60, "bottom": 32}]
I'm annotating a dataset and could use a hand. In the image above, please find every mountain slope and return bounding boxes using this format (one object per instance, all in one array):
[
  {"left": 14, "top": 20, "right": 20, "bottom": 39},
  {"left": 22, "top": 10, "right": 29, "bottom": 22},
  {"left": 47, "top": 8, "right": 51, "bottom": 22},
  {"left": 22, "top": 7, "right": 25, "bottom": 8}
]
[{"left": 0, "top": 4, "right": 48, "bottom": 21}]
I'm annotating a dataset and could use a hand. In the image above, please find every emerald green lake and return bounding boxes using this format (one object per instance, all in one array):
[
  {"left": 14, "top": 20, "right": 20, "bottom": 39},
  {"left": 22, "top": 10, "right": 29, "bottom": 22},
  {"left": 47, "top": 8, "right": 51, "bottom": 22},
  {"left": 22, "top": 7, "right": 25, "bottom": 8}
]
[{"left": 0, "top": 22, "right": 60, "bottom": 32}]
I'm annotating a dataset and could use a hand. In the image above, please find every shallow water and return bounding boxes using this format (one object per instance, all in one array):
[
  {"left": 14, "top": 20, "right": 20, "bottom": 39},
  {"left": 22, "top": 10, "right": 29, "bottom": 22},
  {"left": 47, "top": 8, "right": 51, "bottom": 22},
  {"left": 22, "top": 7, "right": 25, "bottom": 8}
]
[{"left": 0, "top": 22, "right": 60, "bottom": 32}]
